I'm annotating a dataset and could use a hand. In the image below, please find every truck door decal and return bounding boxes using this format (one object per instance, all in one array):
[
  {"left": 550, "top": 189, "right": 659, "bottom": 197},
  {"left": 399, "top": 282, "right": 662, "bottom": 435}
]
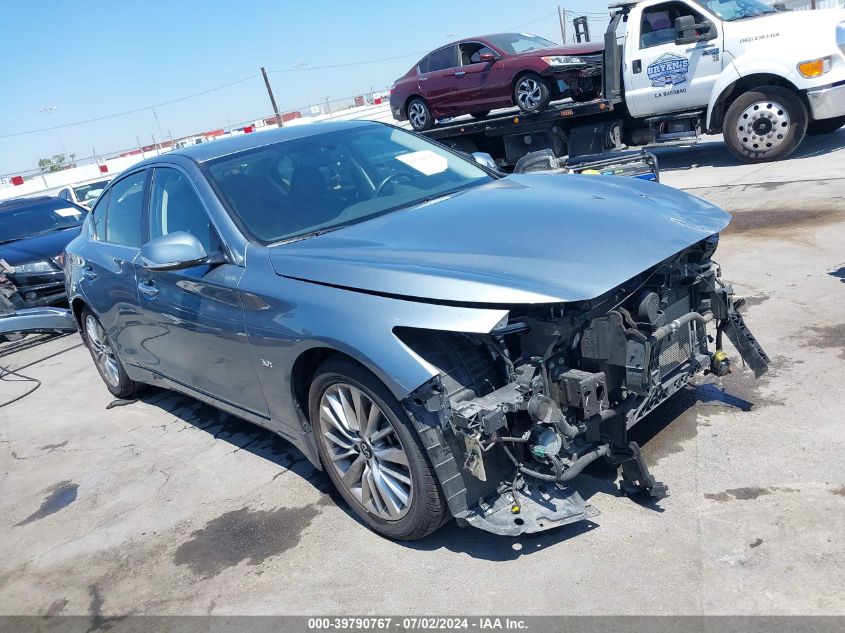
[{"left": 647, "top": 53, "right": 690, "bottom": 88}]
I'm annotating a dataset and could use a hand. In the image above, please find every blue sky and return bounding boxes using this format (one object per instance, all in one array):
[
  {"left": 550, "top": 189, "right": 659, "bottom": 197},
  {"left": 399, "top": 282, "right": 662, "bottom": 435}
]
[{"left": 0, "top": 0, "right": 611, "bottom": 175}]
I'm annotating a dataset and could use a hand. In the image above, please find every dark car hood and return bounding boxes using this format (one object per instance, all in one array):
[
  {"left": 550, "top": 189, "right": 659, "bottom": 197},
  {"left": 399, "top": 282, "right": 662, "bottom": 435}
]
[
  {"left": 0, "top": 226, "right": 81, "bottom": 267},
  {"left": 269, "top": 175, "right": 730, "bottom": 305},
  {"left": 515, "top": 42, "right": 604, "bottom": 58}
]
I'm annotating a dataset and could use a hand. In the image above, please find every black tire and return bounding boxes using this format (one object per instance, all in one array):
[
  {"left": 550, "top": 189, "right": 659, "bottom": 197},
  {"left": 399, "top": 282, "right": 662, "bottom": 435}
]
[
  {"left": 406, "top": 97, "right": 433, "bottom": 131},
  {"left": 80, "top": 306, "right": 138, "bottom": 399},
  {"left": 309, "top": 356, "right": 447, "bottom": 540},
  {"left": 513, "top": 73, "right": 551, "bottom": 113},
  {"left": 469, "top": 110, "right": 490, "bottom": 119},
  {"left": 806, "top": 116, "right": 845, "bottom": 136},
  {"left": 723, "top": 86, "right": 807, "bottom": 163}
]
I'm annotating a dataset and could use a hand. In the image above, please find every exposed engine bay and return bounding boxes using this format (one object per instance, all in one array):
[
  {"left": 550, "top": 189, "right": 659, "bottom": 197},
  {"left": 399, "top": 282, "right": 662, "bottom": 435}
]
[{"left": 399, "top": 235, "right": 770, "bottom": 536}]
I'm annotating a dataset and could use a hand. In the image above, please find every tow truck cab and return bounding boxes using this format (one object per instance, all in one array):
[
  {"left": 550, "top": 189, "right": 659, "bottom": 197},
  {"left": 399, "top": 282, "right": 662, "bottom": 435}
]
[{"left": 615, "top": 0, "right": 845, "bottom": 160}]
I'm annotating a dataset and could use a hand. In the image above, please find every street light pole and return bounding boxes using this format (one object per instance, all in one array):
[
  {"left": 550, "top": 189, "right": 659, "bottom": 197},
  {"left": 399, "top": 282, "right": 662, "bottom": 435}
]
[{"left": 39, "top": 105, "right": 68, "bottom": 157}]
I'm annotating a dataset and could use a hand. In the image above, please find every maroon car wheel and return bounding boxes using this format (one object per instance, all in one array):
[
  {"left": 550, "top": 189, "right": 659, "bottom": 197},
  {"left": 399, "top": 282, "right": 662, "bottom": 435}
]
[
  {"left": 513, "top": 74, "right": 551, "bottom": 113},
  {"left": 407, "top": 98, "right": 433, "bottom": 131}
]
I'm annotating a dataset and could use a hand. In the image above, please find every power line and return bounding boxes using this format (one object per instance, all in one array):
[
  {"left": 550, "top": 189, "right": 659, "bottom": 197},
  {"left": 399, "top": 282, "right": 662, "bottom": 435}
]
[
  {"left": 268, "top": 51, "right": 429, "bottom": 73},
  {"left": 0, "top": 73, "right": 260, "bottom": 140}
]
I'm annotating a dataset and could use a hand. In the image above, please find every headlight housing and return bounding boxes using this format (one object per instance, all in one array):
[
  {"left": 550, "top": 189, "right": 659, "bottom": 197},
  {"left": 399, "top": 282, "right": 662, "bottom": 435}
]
[
  {"left": 541, "top": 55, "right": 585, "bottom": 68},
  {"left": 798, "top": 56, "right": 832, "bottom": 78},
  {"left": 12, "top": 261, "right": 55, "bottom": 274}
]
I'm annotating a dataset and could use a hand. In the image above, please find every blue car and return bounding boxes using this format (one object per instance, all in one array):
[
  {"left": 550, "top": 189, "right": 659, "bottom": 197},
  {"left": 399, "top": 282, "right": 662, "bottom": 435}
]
[
  {"left": 65, "top": 121, "right": 767, "bottom": 539},
  {"left": 0, "top": 196, "right": 86, "bottom": 308}
]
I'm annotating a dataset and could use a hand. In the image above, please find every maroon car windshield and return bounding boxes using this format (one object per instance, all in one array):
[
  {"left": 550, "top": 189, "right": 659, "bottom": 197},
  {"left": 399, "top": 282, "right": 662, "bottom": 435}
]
[{"left": 484, "top": 33, "right": 557, "bottom": 54}]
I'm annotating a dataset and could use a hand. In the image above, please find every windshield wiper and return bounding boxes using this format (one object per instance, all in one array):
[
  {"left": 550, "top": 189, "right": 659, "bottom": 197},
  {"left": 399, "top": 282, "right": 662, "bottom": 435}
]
[{"left": 274, "top": 226, "right": 344, "bottom": 245}]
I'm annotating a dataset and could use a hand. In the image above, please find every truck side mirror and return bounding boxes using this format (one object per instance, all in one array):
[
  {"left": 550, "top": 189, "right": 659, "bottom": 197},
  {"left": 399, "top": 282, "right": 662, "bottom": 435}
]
[{"left": 674, "top": 15, "right": 715, "bottom": 45}]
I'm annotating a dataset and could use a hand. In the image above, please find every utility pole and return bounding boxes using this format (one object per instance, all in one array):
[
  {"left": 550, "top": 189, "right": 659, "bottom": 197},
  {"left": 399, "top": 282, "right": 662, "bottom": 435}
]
[
  {"left": 558, "top": 6, "right": 567, "bottom": 44},
  {"left": 261, "top": 67, "right": 283, "bottom": 128}
]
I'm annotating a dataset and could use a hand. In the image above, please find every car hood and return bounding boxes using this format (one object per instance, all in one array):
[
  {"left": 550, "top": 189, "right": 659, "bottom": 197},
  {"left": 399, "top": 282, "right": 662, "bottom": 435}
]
[
  {"left": 516, "top": 42, "right": 604, "bottom": 58},
  {"left": 0, "top": 226, "right": 81, "bottom": 267},
  {"left": 269, "top": 175, "right": 730, "bottom": 305}
]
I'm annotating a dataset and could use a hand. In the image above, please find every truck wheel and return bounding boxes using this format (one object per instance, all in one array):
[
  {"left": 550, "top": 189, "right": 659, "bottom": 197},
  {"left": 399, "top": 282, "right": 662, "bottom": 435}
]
[
  {"left": 514, "top": 74, "right": 551, "bottom": 113},
  {"left": 407, "top": 97, "right": 433, "bottom": 131},
  {"left": 806, "top": 116, "right": 845, "bottom": 136},
  {"left": 309, "top": 356, "right": 447, "bottom": 540},
  {"left": 80, "top": 307, "right": 138, "bottom": 399},
  {"left": 723, "top": 86, "right": 807, "bottom": 162}
]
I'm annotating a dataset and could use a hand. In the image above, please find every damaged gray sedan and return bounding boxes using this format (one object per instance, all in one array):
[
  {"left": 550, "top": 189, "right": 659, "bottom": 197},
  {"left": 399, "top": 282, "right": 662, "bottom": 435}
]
[{"left": 65, "top": 120, "right": 769, "bottom": 539}]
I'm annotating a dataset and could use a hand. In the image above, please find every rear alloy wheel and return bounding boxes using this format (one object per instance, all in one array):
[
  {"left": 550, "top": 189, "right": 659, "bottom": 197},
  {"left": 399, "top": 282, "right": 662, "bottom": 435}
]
[
  {"left": 407, "top": 97, "right": 433, "bottom": 131},
  {"left": 81, "top": 307, "right": 137, "bottom": 398},
  {"left": 309, "top": 357, "right": 446, "bottom": 539},
  {"left": 513, "top": 73, "right": 551, "bottom": 113},
  {"left": 806, "top": 115, "right": 845, "bottom": 136},
  {"left": 723, "top": 86, "right": 807, "bottom": 162}
]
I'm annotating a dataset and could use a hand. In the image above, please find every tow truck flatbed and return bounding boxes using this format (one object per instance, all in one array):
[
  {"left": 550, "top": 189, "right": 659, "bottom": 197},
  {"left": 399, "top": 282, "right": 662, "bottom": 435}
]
[{"left": 422, "top": 97, "right": 615, "bottom": 141}]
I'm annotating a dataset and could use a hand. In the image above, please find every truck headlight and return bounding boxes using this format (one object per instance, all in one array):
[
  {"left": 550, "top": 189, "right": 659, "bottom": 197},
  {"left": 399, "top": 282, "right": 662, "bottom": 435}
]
[
  {"left": 798, "top": 56, "right": 832, "bottom": 78},
  {"left": 542, "top": 55, "right": 585, "bottom": 68},
  {"left": 12, "top": 261, "right": 54, "bottom": 274}
]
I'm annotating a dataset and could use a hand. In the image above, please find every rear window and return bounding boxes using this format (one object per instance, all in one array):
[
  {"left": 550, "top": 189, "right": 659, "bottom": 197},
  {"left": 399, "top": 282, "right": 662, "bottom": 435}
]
[
  {"left": 426, "top": 46, "right": 456, "bottom": 72},
  {"left": 0, "top": 198, "right": 85, "bottom": 244}
]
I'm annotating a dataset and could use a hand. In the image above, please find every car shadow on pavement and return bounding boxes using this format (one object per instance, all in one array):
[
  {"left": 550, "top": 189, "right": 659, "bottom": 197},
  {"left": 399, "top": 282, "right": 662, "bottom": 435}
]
[
  {"left": 137, "top": 387, "right": 346, "bottom": 506},
  {"left": 654, "top": 128, "right": 845, "bottom": 172},
  {"left": 136, "top": 380, "right": 753, "bottom": 560}
]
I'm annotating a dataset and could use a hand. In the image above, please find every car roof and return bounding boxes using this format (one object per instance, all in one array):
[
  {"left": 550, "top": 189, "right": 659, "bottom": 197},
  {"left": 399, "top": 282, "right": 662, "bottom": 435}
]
[
  {"left": 144, "top": 119, "right": 378, "bottom": 165},
  {"left": 0, "top": 196, "right": 58, "bottom": 210}
]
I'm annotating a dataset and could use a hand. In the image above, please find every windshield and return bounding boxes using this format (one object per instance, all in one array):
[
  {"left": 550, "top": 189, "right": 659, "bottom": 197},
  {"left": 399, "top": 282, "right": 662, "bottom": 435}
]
[
  {"left": 485, "top": 33, "right": 557, "bottom": 54},
  {"left": 0, "top": 198, "right": 85, "bottom": 244},
  {"left": 205, "top": 125, "right": 493, "bottom": 244},
  {"left": 701, "top": 0, "right": 777, "bottom": 21},
  {"left": 73, "top": 180, "right": 110, "bottom": 205}
]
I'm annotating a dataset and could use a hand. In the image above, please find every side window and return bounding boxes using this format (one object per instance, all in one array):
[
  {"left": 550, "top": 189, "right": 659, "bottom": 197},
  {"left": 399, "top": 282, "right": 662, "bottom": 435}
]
[
  {"left": 148, "top": 168, "right": 216, "bottom": 253},
  {"left": 104, "top": 171, "right": 146, "bottom": 247},
  {"left": 427, "top": 46, "right": 456, "bottom": 72},
  {"left": 469, "top": 46, "right": 496, "bottom": 64},
  {"left": 640, "top": 2, "right": 703, "bottom": 48},
  {"left": 417, "top": 56, "right": 430, "bottom": 74},
  {"left": 89, "top": 190, "right": 110, "bottom": 240}
]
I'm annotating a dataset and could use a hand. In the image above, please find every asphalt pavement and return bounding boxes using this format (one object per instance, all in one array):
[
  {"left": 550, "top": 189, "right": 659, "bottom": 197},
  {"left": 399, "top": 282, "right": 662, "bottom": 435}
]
[{"left": 1, "top": 130, "right": 844, "bottom": 616}]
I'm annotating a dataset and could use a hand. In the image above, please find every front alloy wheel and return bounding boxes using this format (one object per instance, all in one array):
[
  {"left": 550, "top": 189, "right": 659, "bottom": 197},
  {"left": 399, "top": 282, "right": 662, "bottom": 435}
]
[
  {"left": 319, "top": 383, "right": 413, "bottom": 520},
  {"left": 514, "top": 74, "right": 551, "bottom": 113},
  {"left": 309, "top": 357, "right": 447, "bottom": 539}
]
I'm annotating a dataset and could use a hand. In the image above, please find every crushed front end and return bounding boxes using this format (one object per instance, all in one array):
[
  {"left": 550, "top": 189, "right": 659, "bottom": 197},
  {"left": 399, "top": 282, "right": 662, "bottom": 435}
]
[{"left": 401, "top": 235, "right": 769, "bottom": 536}]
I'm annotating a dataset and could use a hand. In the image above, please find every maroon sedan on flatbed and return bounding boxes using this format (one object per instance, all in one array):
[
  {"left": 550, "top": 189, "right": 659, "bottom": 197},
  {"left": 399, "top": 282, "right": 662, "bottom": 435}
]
[{"left": 390, "top": 32, "right": 603, "bottom": 131}]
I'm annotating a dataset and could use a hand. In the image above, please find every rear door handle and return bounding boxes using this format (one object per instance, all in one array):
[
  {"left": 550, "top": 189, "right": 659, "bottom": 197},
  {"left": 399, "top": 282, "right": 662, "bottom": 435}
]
[
  {"left": 137, "top": 280, "right": 159, "bottom": 299},
  {"left": 82, "top": 266, "right": 97, "bottom": 280},
  {"left": 419, "top": 76, "right": 428, "bottom": 82},
  {"left": 454, "top": 71, "right": 466, "bottom": 77}
]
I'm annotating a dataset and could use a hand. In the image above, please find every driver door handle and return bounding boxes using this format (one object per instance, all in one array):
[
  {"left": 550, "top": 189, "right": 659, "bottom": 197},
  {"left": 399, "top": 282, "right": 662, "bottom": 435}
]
[
  {"left": 137, "top": 280, "right": 159, "bottom": 299},
  {"left": 633, "top": 60, "right": 642, "bottom": 74},
  {"left": 454, "top": 71, "right": 466, "bottom": 77}
]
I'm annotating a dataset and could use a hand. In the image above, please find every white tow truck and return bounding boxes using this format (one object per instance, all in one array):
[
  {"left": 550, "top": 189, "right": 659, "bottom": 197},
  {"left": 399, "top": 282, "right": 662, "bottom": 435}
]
[{"left": 422, "top": 0, "right": 845, "bottom": 166}]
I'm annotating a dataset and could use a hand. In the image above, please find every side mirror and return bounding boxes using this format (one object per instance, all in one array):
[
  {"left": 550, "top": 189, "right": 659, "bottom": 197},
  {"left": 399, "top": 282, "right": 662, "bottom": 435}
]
[
  {"left": 675, "top": 15, "right": 714, "bottom": 45},
  {"left": 471, "top": 151, "right": 498, "bottom": 171},
  {"left": 478, "top": 52, "right": 496, "bottom": 63},
  {"left": 140, "top": 231, "right": 209, "bottom": 271}
]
